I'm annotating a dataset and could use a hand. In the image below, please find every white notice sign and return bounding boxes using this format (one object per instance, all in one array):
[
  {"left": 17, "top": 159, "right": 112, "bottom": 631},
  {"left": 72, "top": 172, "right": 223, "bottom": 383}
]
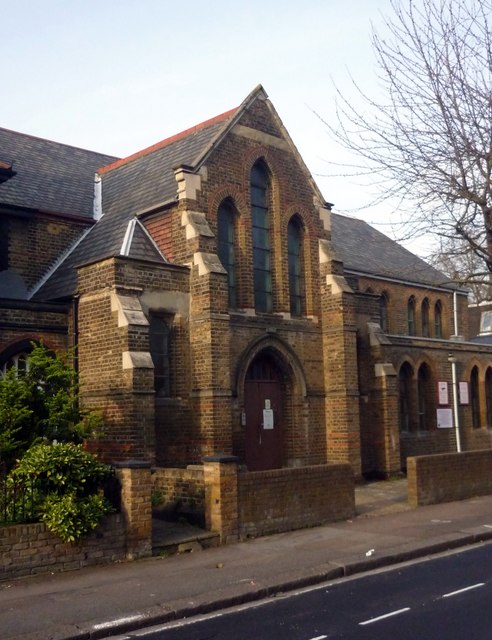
[
  {"left": 437, "top": 408, "right": 453, "bottom": 429},
  {"left": 263, "top": 409, "right": 274, "bottom": 429},
  {"left": 459, "top": 382, "right": 469, "bottom": 405},
  {"left": 438, "top": 381, "right": 449, "bottom": 405}
]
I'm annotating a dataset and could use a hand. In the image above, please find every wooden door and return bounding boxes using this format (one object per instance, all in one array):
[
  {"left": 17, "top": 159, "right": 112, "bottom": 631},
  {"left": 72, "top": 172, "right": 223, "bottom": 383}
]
[{"left": 244, "top": 355, "right": 283, "bottom": 471}]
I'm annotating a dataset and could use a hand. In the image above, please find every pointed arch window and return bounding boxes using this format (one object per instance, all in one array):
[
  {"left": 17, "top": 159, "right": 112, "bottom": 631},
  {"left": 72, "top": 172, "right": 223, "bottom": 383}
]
[
  {"left": 417, "top": 363, "right": 434, "bottom": 430},
  {"left": 434, "top": 301, "right": 443, "bottom": 338},
  {"left": 407, "top": 296, "right": 416, "bottom": 335},
  {"left": 399, "top": 362, "right": 413, "bottom": 432},
  {"left": 471, "top": 366, "right": 481, "bottom": 429},
  {"left": 379, "top": 292, "right": 389, "bottom": 332},
  {"left": 251, "top": 161, "right": 272, "bottom": 313},
  {"left": 486, "top": 367, "right": 492, "bottom": 428},
  {"left": 287, "top": 216, "right": 305, "bottom": 316},
  {"left": 422, "top": 298, "right": 430, "bottom": 337},
  {"left": 217, "top": 199, "right": 237, "bottom": 308}
]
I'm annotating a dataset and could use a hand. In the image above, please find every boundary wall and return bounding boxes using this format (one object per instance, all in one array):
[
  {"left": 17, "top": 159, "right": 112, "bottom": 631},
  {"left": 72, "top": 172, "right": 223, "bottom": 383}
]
[{"left": 407, "top": 450, "right": 492, "bottom": 506}]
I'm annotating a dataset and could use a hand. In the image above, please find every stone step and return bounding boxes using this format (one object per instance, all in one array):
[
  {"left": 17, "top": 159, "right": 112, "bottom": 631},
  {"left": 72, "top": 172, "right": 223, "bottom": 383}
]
[{"left": 152, "top": 519, "right": 220, "bottom": 556}]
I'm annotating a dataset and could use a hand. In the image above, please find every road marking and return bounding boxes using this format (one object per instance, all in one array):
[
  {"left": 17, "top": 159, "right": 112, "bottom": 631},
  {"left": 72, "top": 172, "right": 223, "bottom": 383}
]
[
  {"left": 359, "top": 607, "right": 410, "bottom": 626},
  {"left": 92, "top": 614, "right": 144, "bottom": 630},
  {"left": 309, "top": 636, "right": 328, "bottom": 640},
  {"left": 442, "top": 583, "right": 485, "bottom": 598}
]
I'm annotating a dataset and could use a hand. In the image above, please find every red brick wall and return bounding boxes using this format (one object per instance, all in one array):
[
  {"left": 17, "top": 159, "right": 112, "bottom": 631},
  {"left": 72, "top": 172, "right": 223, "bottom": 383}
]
[
  {"left": 238, "top": 464, "right": 354, "bottom": 538},
  {"left": 407, "top": 450, "right": 492, "bottom": 506},
  {"left": 7, "top": 214, "right": 89, "bottom": 290}
]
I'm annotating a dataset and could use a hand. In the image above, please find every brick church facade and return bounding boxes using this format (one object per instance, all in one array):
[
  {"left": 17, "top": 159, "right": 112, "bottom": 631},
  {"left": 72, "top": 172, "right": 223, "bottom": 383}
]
[{"left": 2, "top": 84, "right": 492, "bottom": 509}]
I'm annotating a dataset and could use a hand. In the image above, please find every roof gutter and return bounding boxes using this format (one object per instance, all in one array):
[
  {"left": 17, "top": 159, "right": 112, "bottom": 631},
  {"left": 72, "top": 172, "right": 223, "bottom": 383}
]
[{"left": 346, "top": 268, "right": 469, "bottom": 295}]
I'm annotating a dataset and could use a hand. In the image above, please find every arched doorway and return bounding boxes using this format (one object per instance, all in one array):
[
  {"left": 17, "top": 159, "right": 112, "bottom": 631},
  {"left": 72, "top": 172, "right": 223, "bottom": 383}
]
[{"left": 244, "top": 352, "right": 283, "bottom": 471}]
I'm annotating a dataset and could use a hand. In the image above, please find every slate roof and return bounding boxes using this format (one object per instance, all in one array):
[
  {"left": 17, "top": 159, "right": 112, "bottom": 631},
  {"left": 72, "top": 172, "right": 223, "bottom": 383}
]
[
  {"left": 32, "top": 108, "right": 237, "bottom": 301},
  {"left": 331, "top": 212, "right": 457, "bottom": 289},
  {"left": 99, "top": 108, "right": 237, "bottom": 219},
  {"left": 32, "top": 215, "right": 166, "bottom": 301},
  {"left": 0, "top": 128, "right": 117, "bottom": 219}
]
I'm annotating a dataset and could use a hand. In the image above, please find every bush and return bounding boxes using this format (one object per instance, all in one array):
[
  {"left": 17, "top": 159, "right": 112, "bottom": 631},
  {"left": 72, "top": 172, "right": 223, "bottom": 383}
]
[
  {"left": 0, "top": 343, "right": 103, "bottom": 470},
  {"left": 10, "top": 443, "right": 113, "bottom": 542}
]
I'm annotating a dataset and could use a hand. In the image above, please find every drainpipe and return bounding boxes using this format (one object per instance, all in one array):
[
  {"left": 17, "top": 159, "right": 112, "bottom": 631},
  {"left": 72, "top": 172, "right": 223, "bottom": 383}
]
[
  {"left": 453, "top": 290, "right": 459, "bottom": 337},
  {"left": 72, "top": 295, "right": 79, "bottom": 380}
]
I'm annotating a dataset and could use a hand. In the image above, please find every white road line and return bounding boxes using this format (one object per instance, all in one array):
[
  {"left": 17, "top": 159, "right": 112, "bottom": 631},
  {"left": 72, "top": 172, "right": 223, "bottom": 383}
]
[
  {"left": 359, "top": 607, "right": 410, "bottom": 626},
  {"left": 309, "top": 636, "right": 328, "bottom": 640},
  {"left": 442, "top": 583, "right": 485, "bottom": 598}
]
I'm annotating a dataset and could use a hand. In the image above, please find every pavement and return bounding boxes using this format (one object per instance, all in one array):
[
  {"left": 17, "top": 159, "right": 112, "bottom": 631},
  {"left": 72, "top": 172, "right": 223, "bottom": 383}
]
[{"left": 3, "top": 479, "right": 492, "bottom": 640}]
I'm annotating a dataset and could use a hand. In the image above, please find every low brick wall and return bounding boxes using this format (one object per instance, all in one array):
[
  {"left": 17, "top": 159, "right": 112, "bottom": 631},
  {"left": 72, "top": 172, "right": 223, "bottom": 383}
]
[
  {"left": 238, "top": 464, "right": 355, "bottom": 538},
  {"left": 0, "top": 514, "right": 126, "bottom": 580},
  {"left": 407, "top": 450, "right": 492, "bottom": 507},
  {"left": 152, "top": 466, "right": 205, "bottom": 521}
]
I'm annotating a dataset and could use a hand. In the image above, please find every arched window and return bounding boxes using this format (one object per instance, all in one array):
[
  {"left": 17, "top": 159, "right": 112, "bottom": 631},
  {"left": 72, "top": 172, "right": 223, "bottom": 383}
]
[
  {"left": 417, "top": 363, "right": 434, "bottom": 430},
  {"left": 0, "top": 340, "right": 35, "bottom": 378},
  {"left": 217, "top": 199, "right": 237, "bottom": 308},
  {"left": 149, "top": 315, "right": 172, "bottom": 397},
  {"left": 486, "top": 367, "right": 492, "bottom": 428},
  {"left": 421, "top": 298, "right": 430, "bottom": 337},
  {"left": 471, "top": 366, "right": 481, "bottom": 429},
  {"left": 251, "top": 161, "right": 272, "bottom": 313},
  {"left": 379, "top": 292, "right": 389, "bottom": 332},
  {"left": 434, "top": 301, "right": 442, "bottom": 338},
  {"left": 407, "top": 296, "right": 416, "bottom": 336},
  {"left": 399, "top": 362, "right": 413, "bottom": 432},
  {"left": 0, "top": 351, "right": 29, "bottom": 378},
  {"left": 287, "top": 216, "right": 305, "bottom": 316}
]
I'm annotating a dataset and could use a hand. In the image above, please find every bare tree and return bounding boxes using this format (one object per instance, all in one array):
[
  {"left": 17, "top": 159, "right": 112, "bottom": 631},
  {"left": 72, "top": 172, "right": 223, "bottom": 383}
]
[
  {"left": 430, "top": 237, "right": 491, "bottom": 302},
  {"left": 325, "top": 0, "right": 492, "bottom": 283}
]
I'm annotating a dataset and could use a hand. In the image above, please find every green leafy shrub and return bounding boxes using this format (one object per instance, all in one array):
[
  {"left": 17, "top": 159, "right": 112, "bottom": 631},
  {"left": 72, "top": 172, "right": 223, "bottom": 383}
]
[
  {"left": 10, "top": 443, "right": 113, "bottom": 542},
  {"left": 42, "top": 493, "right": 111, "bottom": 543},
  {"left": 0, "top": 343, "right": 103, "bottom": 470}
]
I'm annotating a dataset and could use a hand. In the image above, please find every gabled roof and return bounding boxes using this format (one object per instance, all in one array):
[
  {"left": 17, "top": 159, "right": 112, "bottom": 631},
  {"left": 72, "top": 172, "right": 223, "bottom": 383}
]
[
  {"left": 0, "top": 128, "right": 117, "bottom": 219},
  {"left": 331, "top": 212, "right": 457, "bottom": 290},
  {"left": 32, "top": 86, "right": 329, "bottom": 301}
]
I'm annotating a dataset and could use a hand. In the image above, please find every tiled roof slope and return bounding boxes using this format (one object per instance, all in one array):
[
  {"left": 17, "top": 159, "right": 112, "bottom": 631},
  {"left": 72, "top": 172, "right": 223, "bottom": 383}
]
[
  {"left": 33, "top": 215, "right": 166, "bottom": 301},
  {"left": 331, "top": 212, "right": 455, "bottom": 289},
  {"left": 33, "top": 110, "right": 237, "bottom": 301},
  {"left": 99, "top": 109, "right": 237, "bottom": 219},
  {"left": 0, "top": 128, "right": 117, "bottom": 218}
]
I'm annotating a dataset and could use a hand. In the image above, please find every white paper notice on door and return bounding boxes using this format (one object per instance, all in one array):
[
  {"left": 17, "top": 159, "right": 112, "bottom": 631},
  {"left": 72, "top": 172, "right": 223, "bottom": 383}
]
[{"left": 263, "top": 409, "right": 274, "bottom": 429}]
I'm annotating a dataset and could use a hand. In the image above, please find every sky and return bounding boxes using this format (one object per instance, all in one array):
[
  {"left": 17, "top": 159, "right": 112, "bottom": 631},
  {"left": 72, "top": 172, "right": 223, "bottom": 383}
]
[{"left": 2, "top": 0, "right": 412, "bottom": 246}]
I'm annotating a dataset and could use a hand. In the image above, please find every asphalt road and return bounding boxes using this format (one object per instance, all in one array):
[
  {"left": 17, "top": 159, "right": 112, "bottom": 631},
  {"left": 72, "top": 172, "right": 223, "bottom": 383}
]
[{"left": 114, "top": 544, "right": 492, "bottom": 639}]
